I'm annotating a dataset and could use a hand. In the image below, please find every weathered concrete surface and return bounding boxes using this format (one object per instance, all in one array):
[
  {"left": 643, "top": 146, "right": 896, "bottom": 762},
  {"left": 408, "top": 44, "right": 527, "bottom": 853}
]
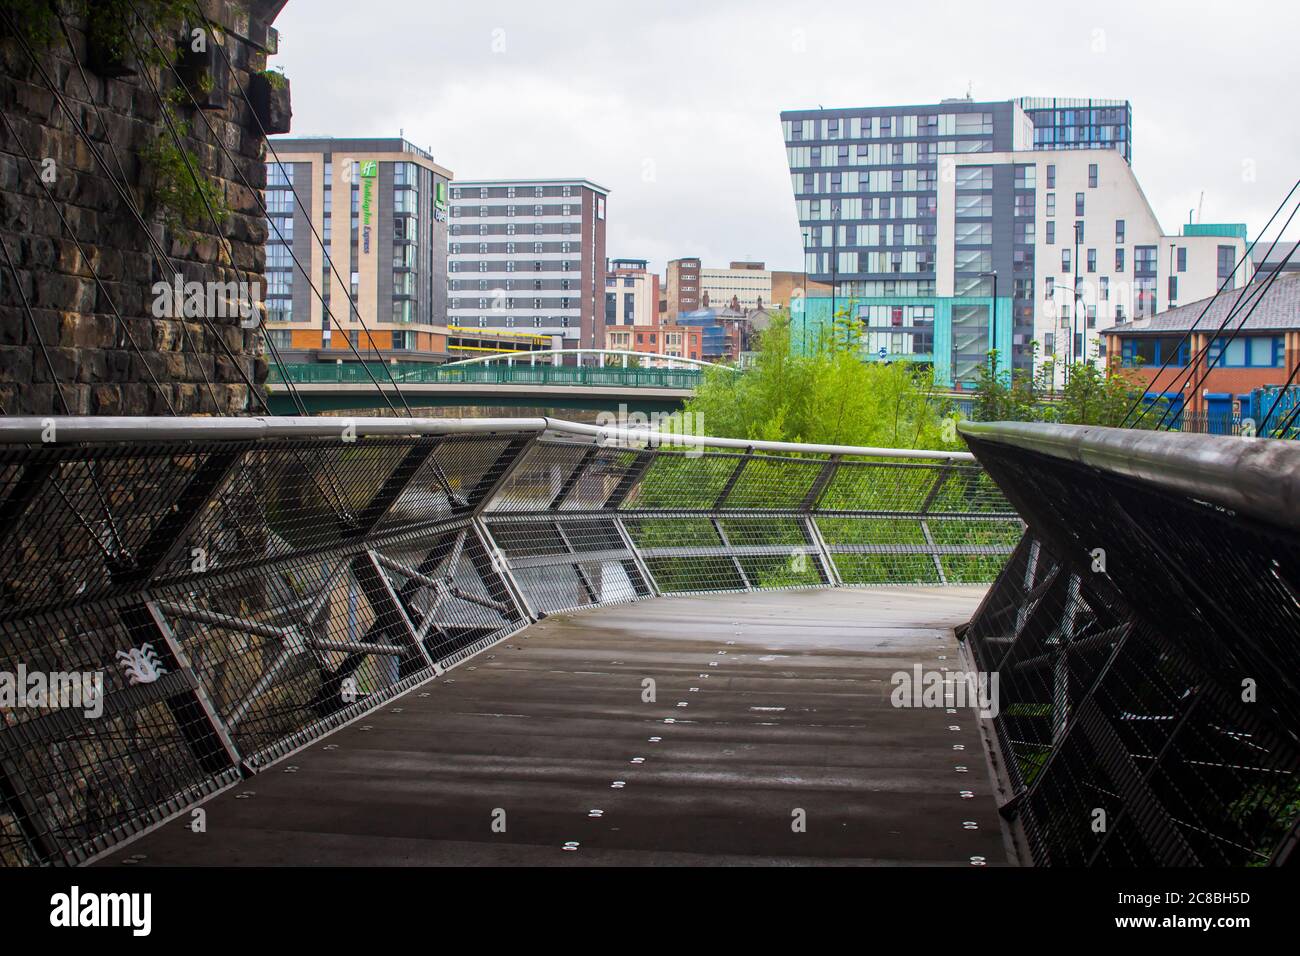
[{"left": 99, "top": 587, "right": 1010, "bottom": 866}]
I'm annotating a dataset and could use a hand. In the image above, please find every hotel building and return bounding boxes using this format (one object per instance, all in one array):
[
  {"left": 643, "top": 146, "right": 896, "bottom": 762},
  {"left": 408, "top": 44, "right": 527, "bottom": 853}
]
[{"left": 263, "top": 137, "right": 453, "bottom": 356}]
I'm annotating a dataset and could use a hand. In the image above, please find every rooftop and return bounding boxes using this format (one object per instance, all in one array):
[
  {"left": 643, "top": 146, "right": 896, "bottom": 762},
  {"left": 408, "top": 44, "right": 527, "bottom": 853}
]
[{"left": 1107, "top": 272, "right": 1300, "bottom": 335}]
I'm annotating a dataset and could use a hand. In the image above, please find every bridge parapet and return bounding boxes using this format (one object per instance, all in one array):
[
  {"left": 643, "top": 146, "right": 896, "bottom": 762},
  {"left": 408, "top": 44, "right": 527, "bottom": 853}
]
[
  {"left": 0, "top": 416, "right": 1016, "bottom": 866},
  {"left": 960, "top": 421, "right": 1300, "bottom": 866}
]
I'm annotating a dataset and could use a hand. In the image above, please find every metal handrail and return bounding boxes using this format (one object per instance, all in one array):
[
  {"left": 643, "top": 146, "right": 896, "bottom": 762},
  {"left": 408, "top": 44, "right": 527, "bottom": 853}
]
[
  {"left": 0, "top": 415, "right": 976, "bottom": 462},
  {"left": 958, "top": 420, "right": 1300, "bottom": 531}
]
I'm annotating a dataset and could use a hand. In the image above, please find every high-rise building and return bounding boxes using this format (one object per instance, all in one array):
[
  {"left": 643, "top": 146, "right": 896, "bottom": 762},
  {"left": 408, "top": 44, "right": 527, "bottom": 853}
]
[
  {"left": 780, "top": 96, "right": 1243, "bottom": 386},
  {"left": 447, "top": 179, "right": 610, "bottom": 348},
  {"left": 264, "top": 137, "right": 453, "bottom": 356},
  {"left": 936, "top": 149, "right": 1250, "bottom": 387},
  {"left": 1015, "top": 97, "right": 1133, "bottom": 164}
]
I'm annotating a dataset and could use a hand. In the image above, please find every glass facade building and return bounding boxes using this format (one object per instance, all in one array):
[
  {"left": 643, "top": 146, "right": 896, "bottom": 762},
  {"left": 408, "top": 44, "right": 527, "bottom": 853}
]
[
  {"left": 781, "top": 96, "right": 1131, "bottom": 383},
  {"left": 1015, "top": 97, "right": 1132, "bottom": 164}
]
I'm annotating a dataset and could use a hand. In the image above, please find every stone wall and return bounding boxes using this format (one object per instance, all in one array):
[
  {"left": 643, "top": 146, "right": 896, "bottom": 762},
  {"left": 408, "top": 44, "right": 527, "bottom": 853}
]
[{"left": 0, "top": 1, "right": 290, "bottom": 416}]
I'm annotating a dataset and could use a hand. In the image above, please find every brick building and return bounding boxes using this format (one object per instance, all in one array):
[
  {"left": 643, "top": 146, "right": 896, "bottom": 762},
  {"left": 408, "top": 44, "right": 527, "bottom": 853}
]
[{"left": 1104, "top": 272, "right": 1300, "bottom": 418}]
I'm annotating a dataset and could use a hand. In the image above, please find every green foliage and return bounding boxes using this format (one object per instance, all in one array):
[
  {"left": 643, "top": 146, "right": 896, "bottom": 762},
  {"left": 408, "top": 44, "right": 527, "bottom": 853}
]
[
  {"left": 1, "top": 0, "right": 61, "bottom": 47},
  {"left": 683, "top": 310, "right": 960, "bottom": 451},
  {"left": 3, "top": 0, "right": 190, "bottom": 61},
  {"left": 142, "top": 106, "right": 229, "bottom": 232},
  {"left": 256, "top": 66, "right": 287, "bottom": 90},
  {"left": 970, "top": 346, "right": 1163, "bottom": 428}
]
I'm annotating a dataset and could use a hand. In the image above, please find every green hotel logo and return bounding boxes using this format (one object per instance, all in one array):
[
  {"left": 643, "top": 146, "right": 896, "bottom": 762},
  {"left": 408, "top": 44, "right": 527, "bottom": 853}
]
[
  {"left": 435, "top": 180, "right": 447, "bottom": 210},
  {"left": 360, "top": 160, "right": 376, "bottom": 253}
]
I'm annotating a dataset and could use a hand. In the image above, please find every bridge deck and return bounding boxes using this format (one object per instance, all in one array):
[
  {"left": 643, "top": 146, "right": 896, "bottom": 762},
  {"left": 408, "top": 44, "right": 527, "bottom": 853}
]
[{"left": 99, "top": 587, "right": 1010, "bottom": 866}]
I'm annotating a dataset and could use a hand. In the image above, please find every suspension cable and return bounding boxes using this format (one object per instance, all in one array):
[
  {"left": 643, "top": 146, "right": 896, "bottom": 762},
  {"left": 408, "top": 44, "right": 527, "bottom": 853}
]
[
  {"left": 1150, "top": 235, "right": 1300, "bottom": 431},
  {"left": 185, "top": 0, "right": 419, "bottom": 418},
  {"left": 1122, "top": 179, "right": 1300, "bottom": 427}
]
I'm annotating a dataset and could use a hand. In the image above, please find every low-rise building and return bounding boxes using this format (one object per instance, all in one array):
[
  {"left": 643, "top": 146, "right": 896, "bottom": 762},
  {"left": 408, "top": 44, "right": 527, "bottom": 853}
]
[
  {"left": 605, "top": 323, "right": 703, "bottom": 361},
  {"left": 1103, "top": 271, "right": 1300, "bottom": 420}
]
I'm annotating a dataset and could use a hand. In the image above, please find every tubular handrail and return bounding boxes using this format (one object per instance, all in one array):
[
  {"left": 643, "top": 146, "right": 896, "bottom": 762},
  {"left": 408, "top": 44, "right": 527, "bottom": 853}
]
[
  {"left": 439, "top": 348, "right": 737, "bottom": 371},
  {"left": 958, "top": 420, "right": 1300, "bottom": 532},
  {"left": 0, "top": 415, "right": 977, "bottom": 462}
]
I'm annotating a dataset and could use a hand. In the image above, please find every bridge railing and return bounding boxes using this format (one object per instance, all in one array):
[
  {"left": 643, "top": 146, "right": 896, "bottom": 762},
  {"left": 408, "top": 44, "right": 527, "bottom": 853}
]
[
  {"left": 959, "top": 421, "right": 1300, "bottom": 867},
  {"left": 0, "top": 416, "right": 1017, "bottom": 866},
  {"left": 267, "top": 362, "right": 707, "bottom": 390}
]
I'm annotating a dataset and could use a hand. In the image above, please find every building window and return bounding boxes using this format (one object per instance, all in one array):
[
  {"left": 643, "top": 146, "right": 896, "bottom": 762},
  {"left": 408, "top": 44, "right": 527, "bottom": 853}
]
[
  {"left": 1087, "top": 248, "right": 1097, "bottom": 273},
  {"left": 1134, "top": 246, "right": 1158, "bottom": 275},
  {"left": 1061, "top": 249, "right": 1071, "bottom": 272},
  {"left": 1208, "top": 335, "right": 1285, "bottom": 368},
  {"left": 1046, "top": 193, "right": 1056, "bottom": 217},
  {"left": 1075, "top": 192, "right": 1085, "bottom": 216},
  {"left": 1115, "top": 219, "right": 1125, "bottom": 244},
  {"left": 1168, "top": 276, "right": 1178, "bottom": 301},
  {"left": 1088, "top": 164, "right": 1098, "bottom": 188},
  {"left": 1115, "top": 248, "right": 1125, "bottom": 272},
  {"left": 1046, "top": 221, "right": 1055, "bottom": 245},
  {"left": 1217, "top": 245, "right": 1236, "bottom": 284},
  {"left": 1046, "top": 164, "right": 1056, "bottom": 188},
  {"left": 1177, "top": 247, "right": 1188, "bottom": 272}
]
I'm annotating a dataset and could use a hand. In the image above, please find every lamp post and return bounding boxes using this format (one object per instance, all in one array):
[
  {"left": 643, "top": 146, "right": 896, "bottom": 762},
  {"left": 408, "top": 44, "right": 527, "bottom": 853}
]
[{"left": 1070, "top": 220, "right": 1082, "bottom": 385}]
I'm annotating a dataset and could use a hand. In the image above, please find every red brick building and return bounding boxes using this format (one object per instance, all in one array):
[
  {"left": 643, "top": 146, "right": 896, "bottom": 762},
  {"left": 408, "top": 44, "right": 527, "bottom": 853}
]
[{"left": 1103, "top": 272, "right": 1300, "bottom": 418}]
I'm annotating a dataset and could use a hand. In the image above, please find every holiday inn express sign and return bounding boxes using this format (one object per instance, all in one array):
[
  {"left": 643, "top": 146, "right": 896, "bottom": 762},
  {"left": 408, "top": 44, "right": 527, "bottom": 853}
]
[{"left": 360, "top": 159, "right": 377, "bottom": 254}]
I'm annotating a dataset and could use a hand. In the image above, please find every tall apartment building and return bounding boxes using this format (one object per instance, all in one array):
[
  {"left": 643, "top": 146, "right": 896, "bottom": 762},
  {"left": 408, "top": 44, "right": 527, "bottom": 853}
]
[
  {"left": 1015, "top": 97, "right": 1133, "bottom": 164},
  {"left": 264, "top": 137, "right": 453, "bottom": 355},
  {"left": 447, "top": 179, "right": 610, "bottom": 348},
  {"left": 937, "top": 149, "right": 1251, "bottom": 387},
  {"left": 781, "top": 95, "right": 1241, "bottom": 386}
]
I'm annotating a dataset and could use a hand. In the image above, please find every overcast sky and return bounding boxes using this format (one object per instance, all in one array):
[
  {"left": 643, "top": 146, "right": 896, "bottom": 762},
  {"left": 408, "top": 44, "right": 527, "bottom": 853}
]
[{"left": 271, "top": 0, "right": 1298, "bottom": 275}]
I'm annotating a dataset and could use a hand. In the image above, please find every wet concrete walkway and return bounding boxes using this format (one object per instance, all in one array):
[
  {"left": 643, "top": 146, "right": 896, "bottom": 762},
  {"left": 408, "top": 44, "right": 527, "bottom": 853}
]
[{"left": 100, "top": 587, "right": 1010, "bottom": 866}]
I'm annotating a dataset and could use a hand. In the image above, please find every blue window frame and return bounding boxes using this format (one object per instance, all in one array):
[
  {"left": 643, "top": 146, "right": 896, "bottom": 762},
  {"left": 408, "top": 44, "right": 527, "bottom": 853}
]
[
  {"left": 1121, "top": 336, "right": 1189, "bottom": 368},
  {"left": 1207, "top": 335, "right": 1284, "bottom": 368}
]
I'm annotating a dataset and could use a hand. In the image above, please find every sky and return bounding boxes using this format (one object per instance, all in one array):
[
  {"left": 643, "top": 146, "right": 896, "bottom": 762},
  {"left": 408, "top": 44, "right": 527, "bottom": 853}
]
[{"left": 270, "top": 0, "right": 1299, "bottom": 275}]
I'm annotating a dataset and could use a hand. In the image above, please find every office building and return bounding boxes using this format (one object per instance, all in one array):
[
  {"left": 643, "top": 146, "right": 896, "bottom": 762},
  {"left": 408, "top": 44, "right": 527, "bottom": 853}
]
[
  {"left": 263, "top": 137, "right": 453, "bottom": 356},
  {"left": 699, "top": 261, "right": 771, "bottom": 311},
  {"left": 447, "top": 179, "right": 610, "bottom": 348},
  {"left": 604, "top": 258, "right": 660, "bottom": 336}
]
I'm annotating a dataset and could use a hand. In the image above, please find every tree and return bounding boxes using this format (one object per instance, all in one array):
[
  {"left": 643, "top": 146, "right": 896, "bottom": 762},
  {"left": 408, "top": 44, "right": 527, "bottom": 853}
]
[
  {"left": 683, "top": 309, "right": 960, "bottom": 450},
  {"left": 969, "top": 345, "right": 1163, "bottom": 428}
]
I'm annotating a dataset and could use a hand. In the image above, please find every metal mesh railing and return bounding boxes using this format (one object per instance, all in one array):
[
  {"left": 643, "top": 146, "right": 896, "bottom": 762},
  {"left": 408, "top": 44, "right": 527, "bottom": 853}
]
[
  {"left": 960, "top": 422, "right": 1300, "bottom": 867},
  {"left": 0, "top": 416, "right": 1015, "bottom": 866}
]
